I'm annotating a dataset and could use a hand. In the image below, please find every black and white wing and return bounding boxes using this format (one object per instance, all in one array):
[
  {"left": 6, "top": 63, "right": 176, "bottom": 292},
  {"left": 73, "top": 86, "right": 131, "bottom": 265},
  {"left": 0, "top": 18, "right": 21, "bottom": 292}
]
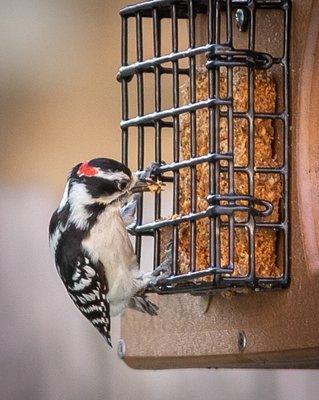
[{"left": 62, "top": 254, "right": 112, "bottom": 347}]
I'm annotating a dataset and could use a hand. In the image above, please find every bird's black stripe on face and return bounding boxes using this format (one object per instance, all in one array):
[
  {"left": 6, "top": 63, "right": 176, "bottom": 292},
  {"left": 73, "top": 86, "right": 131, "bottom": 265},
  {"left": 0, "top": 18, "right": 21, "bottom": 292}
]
[{"left": 83, "top": 176, "right": 118, "bottom": 198}]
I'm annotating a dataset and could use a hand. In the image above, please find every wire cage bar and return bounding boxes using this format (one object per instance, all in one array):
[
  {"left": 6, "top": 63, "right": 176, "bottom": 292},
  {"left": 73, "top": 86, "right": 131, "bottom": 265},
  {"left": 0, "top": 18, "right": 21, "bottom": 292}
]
[{"left": 118, "top": 0, "right": 290, "bottom": 295}]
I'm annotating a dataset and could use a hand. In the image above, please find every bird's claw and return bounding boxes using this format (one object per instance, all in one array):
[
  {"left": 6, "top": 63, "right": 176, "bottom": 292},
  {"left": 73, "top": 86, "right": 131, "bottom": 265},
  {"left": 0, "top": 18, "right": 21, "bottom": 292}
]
[
  {"left": 147, "top": 241, "right": 173, "bottom": 286},
  {"left": 137, "top": 162, "right": 162, "bottom": 183}
]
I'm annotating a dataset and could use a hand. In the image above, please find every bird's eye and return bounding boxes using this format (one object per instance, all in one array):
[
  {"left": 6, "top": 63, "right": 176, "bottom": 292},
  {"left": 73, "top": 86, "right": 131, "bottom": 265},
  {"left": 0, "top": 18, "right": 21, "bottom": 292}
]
[{"left": 116, "top": 180, "right": 128, "bottom": 191}]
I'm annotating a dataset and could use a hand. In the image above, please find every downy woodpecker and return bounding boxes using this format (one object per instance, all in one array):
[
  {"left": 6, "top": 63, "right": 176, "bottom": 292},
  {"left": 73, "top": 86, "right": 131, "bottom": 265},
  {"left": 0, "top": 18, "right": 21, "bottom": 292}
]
[{"left": 49, "top": 158, "right": 168, "bottom": 346}]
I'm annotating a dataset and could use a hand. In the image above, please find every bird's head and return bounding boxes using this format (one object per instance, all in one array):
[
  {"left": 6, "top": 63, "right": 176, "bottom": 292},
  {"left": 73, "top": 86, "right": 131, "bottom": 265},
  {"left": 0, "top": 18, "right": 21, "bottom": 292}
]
[{"left": 63, "top": 158, "right": 148, "bottom": 209}]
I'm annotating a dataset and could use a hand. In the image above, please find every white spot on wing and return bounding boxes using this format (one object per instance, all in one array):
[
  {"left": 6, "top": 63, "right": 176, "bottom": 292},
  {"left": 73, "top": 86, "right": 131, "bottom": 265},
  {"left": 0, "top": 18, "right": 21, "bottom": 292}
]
[
  {"left": 82, "top": 293, "right": 96, "bottom": 302},
  {"left": 72, "top": 278, "right": 91, "bottom": 291},
  {"left": 78, "top": 296, "right": 86, "bottom": 304},
  {"left": 79, "top": 305, "right": 104, "bottom": 314},
  {"left": 84, "top": 265, "right": 95, "bottom": 277},
  {"left": 91, "top": 318, "right": 106, "bottom": 325},
  {"left": 72, "top": 268, "right": 81, "bottom": 280},
  {"left": 49, "top": 226, "right": 61, "bottom": 255}
]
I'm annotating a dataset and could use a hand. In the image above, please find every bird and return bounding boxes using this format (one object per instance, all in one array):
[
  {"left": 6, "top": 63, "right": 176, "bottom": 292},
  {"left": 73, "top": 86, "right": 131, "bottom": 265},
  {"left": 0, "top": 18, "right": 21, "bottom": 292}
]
[{"left": 49, "top": 157, "right": 170, "bottom": 346}]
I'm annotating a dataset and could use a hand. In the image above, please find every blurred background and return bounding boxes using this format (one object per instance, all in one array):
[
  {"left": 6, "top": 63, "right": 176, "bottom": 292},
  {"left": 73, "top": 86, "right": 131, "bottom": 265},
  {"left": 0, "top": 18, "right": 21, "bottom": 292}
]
[{"left": 1, "top": 1, "right": 319, "bottom": 399}]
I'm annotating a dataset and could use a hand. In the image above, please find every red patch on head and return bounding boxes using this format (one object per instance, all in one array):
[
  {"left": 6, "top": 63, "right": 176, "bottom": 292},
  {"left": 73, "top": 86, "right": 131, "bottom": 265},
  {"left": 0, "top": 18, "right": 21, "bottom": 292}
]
[{"left": 78, "top": 161, "right": 98, "bottom": 177}]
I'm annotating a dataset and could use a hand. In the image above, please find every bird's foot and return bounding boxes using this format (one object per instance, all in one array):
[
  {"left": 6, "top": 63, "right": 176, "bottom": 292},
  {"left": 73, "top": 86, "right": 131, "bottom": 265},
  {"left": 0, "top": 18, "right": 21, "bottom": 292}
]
[
  {"left": 129, "top": 295, "right": 159, "bottom": 316},
  {"left": 137, "top": 162, "right": 162, "bottom": 183},
  {"left": 145, "top": 241, "right": 173, "bottom": 286}
]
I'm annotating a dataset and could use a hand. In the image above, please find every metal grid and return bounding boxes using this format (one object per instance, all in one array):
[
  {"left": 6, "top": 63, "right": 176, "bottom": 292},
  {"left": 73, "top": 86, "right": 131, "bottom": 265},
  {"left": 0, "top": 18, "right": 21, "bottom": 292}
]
[{"left": 118, "top": 0, "right": 290, "bottom": 295}]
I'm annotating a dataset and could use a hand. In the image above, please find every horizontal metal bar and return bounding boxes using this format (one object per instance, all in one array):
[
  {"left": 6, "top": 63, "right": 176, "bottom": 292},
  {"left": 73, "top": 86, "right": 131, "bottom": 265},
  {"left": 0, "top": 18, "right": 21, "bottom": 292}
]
[
  {"left": 127, "top": 213, "right": 287, "bottom": 235},
  {"left": 129, "top": 204, "right": 282, "bottom": 235},
  {"left": 130, "top": 210, "right": 211, "bottom": 233},
  {"left": 118, "top": 43, "right": 213, "bottom": 79},
  {"left": 120, "top": 0, "right": 209, "bottom": 17},
  {"left": 118, "top": 44, "right": 274, "bottom": 80},
  {"left": 160, "top": 278, "right": 286, "bottom": 293},
  {"left": 120, "top": 0, "right": 290, "bottom": 17},
  {"left": 120, "top": 97, "right": 231, "bottom": 128},
  {"left": 148, "top": 272, "right": 288, "bottom": 295},
  {"left": 220, "top": 165, "right": 287, "bottom": 174},
  {"left": 219, "top": 111, "right": 287, "bottom": 120},
  {"left": 152, "top": 266, "right": 234, "bottom": 285},
  {"left": 126, "top": 65, "right": 189, "bottom": 76},
  {"left": 139, "top": 152, "right": 233, "bottom": 174},
  {"left": 207, "top": 194, "right": 273, "bottom": 217},
  {"left": 120, "top": 0, "right": 178, "bottom": 16},
  {"left": 207, "top": 48, "right": 273, "bottom": 69},
  {"left": 219, "top": 221, "right": 287, "bottom": 229},
  {"left": 137, "top": 159, "right": 286, "bottom": 177}
]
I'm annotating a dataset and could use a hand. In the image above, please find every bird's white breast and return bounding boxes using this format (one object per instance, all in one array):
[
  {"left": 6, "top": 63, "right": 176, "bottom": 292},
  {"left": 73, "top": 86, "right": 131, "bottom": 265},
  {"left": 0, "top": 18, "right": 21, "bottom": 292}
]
[{"left": 82, "top": 206, "right": 139, "bottom": 311}]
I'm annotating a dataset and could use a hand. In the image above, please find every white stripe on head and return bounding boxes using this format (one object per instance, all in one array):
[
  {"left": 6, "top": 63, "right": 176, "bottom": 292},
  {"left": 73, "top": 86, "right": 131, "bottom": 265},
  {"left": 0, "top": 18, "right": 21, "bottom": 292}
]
[{"left": 94, "top": 169, "right": 130, "bottom": 182}]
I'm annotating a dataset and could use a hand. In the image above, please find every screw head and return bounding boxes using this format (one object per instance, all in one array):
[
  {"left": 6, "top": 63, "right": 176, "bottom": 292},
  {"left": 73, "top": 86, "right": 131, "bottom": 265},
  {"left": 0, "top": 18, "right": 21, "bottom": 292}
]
[
  {"left": 237, "top": 331, "right": 247, "bottom": 352},
  {"left": 117, "top": 339, "right": 126, "bottom": 359},
  {"left": 235, "top": 8, "right": 248, "bottom": 32}
]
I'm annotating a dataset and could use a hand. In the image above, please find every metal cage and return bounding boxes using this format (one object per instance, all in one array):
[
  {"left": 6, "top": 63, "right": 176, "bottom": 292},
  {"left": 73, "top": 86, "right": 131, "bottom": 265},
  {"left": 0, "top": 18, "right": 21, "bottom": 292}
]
[{"left": 118, "top": 0, "right": 290, "bottom": 295}]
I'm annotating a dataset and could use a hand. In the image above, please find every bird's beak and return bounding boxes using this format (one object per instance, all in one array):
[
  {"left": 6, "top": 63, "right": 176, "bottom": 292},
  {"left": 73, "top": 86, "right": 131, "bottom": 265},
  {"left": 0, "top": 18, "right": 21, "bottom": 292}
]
[
  {"left": 130, "top": 171, "right": 160, "bottom": 193},
  {"left": 131, "top": 179, "right": 151, "bottom": 193},
  {"left": 131, "top": 164, "right": 163, "bottom": 193}
]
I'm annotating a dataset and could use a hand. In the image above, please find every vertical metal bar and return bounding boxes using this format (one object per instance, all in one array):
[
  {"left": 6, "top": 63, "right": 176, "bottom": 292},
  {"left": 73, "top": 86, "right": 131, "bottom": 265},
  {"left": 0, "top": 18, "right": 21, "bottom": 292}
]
[
  {"left": 188, "top": 0, "right": 197, "bottom": 273},
  {"left": 172, "top": 2, "right": 180, "bottom": 276},
  {"left": 121, "top": 16, "right": 129, "bottom": 166},
  {"left": 225, "top": 0, "right": 234, "bottom": 271},
  {"left": 136, "top": 12, "right": 144, "bottom": 263},
  {"left": 208, "top": 0, "right": 215, "bottom": 272},
  {"left": 247, "top": 2, "right": 256, "bottom": 281},
  {"left": 213, "top": 0, "right": 221, "bottom": 279},
  {"left": 153, "top": 8, "right": 162, "bottom": 269}
]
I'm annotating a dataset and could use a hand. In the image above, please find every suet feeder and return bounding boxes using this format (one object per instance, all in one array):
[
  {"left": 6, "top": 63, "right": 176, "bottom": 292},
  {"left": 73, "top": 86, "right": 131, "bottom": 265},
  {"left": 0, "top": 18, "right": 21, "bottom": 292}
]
[{"left": 117, "top": 0, "right": 319, "bottom": 368}]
